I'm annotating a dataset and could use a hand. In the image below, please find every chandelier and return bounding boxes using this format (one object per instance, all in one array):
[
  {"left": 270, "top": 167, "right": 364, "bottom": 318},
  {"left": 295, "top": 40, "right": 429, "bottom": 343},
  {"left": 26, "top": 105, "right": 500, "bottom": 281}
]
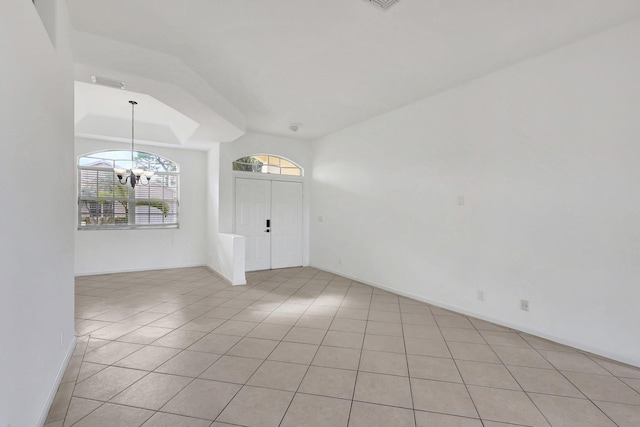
[{"left": 114, "top": 100, "right": 154, "bottom": 187}]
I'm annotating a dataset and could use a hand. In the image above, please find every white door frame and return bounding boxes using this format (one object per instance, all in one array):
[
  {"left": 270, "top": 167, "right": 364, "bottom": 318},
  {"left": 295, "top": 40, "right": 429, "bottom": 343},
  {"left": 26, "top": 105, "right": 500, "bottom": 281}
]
[{"left": 232, "top": 172, "right": 307, "bottom": 270}]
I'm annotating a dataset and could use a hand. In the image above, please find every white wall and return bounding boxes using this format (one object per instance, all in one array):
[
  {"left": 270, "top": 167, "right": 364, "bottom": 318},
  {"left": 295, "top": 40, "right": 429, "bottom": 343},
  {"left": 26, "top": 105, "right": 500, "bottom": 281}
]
[
  {"left": 0, "top": 1, "right": 76, "bottom": 426},
  {"left": 311, "top": 19, "right": 640, "bottom": 367},
  {"left": 206, "top": 143, "right": 226, "bottom": 277},
  {"left": 75, "top": 138, "right": 208, "bottom": 275}
]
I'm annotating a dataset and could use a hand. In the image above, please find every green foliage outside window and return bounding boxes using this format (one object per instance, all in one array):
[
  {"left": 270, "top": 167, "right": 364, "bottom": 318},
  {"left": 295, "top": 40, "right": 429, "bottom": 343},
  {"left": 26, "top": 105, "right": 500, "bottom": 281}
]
[{"left": 233, "top": 156, "right": 264, "bottom": 172}]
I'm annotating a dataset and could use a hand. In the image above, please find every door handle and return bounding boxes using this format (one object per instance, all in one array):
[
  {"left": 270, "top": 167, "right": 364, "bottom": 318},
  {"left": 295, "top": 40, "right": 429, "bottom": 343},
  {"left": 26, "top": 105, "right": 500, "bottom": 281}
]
[{"left": 266, "top": 219, "right": 271, "bottom": 227}]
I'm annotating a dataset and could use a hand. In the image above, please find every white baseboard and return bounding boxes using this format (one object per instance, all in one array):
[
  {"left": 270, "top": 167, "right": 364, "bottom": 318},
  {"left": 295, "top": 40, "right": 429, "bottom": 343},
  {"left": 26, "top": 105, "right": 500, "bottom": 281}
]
[
  {"left": 205, "top": 265, "right": 246, "bottom": 286},
  {"left": 37, "top": 335, "right": 78, "bottom": 427},
  {"left": 311, "top": 264, "right": 640, "bottom": 369},
  {"left": 74, "top": 263, "right": 207, "bottom": 277},
  {"left": 76, "top": 263, "right": 248, "bottom": 285}
]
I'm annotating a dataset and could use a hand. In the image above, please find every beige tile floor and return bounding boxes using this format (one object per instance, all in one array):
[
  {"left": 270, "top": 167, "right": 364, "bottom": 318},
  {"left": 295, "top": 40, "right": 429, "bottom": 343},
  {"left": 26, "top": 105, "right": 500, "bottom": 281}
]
[{"left": 44, "top": 267, "right": 640, "bottom": 426}]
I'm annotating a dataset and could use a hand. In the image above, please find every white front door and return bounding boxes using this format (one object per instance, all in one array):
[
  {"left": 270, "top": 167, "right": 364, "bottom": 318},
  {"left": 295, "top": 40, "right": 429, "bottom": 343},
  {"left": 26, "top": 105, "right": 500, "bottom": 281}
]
[
  {"left": 271, "top": 180, "right": 303, "bottom": 269},
  {"left": 235, "top": 178, "right": 271, "bottom": 271},
  {"left": 235, "top": 178, "right": 303, "bottom": 271}
]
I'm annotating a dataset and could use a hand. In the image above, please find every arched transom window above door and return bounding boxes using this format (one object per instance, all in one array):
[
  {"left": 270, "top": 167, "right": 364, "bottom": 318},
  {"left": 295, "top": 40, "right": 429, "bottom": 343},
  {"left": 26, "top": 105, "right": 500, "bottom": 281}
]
[{"left": 232, "top": 155, "right": 303, "bottom": 176}]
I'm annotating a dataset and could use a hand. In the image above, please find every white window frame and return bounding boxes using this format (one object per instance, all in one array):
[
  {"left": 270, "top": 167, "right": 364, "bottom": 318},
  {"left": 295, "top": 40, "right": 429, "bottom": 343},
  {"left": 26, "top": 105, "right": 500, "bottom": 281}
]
[{"left": 77, "top": 150, "right": 180, "bottom": 230}]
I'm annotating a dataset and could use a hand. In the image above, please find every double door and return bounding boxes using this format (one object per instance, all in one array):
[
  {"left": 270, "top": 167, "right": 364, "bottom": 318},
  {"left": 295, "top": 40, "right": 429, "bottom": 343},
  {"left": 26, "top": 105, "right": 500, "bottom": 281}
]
[{"left": 235, "top": 178, "right": 303, "bottom": 271}]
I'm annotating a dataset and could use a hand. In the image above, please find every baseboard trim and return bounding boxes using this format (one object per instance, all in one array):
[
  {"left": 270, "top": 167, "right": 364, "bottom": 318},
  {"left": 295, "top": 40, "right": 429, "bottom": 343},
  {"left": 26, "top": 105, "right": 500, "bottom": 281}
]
[
  {"left": 205, "top": 265, "right": 246, "bottom": 286},
  {"left": 75, "top": 263, "right": 207, "bottom": 277},
  {"left": 311, "top": 264, "right": 640, "bottom": 369},
  {"left": 37, "top": 335, "right": 78, "bottom": 427},
  {"left": 75, "top": 263, "right": 249, "bottom": 285}
]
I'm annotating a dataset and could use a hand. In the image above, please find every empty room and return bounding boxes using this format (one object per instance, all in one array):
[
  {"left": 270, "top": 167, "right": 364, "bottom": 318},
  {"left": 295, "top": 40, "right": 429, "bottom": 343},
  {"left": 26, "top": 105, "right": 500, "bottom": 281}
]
[{"left": 2, "top": 0, "right": 640, "bottom": 426}]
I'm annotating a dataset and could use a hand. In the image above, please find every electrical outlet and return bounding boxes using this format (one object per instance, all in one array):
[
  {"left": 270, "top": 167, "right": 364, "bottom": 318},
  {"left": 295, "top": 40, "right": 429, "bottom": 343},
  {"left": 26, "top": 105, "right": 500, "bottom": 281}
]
[
  {"left": 338, "top": 258, "right": 342, "bottom": 265},
  {"left": 457, "top": 195, "right": 465, "bottom": 206},
  {"left": 477, "top": 290, "right": 484, "bottom": 301},
  {"left": 520, "top": 300, "right": 529, "bottom": 311}
]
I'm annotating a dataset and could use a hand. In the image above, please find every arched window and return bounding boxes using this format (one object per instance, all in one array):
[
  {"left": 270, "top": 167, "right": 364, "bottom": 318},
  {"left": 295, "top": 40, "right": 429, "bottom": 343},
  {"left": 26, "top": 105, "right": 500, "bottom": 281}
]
[
  {"left": 78, "top": 150, "right": 179, "bottom": 228},
  {"left": 233, "top": 155, "right": 302, "bottom": 176}
]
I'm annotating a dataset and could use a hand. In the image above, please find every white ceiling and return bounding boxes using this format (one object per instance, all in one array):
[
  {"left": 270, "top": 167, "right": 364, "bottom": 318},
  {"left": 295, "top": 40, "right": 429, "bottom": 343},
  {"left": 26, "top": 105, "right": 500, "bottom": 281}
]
[
  {"left": 67, "top": 0, "right": 640, "bottom": 146},
  {"left": 75, "top": 82, "right": 200, "bottom": 146}
]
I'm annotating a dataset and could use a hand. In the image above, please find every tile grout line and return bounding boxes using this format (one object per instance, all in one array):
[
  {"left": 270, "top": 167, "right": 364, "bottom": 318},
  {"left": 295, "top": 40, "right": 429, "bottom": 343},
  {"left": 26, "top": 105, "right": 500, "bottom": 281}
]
[
  {"left": 436, "top": 310, "right": 485, "bottom": 424},
  {"left": 345, "top": 278, "right": 372, "bottom": 427},
  {"left": 63, "top": 334, "right": 111, "bottom": 427},
  {"left": 398, "top": 298, "right": 418, "bottom": 427}
]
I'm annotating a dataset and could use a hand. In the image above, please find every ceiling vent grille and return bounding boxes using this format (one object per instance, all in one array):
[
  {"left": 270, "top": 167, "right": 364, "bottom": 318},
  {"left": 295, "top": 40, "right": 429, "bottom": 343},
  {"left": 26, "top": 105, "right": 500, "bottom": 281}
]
[
  {"left": 365, "top": 0, "right": 400, "bottom": 10},
  {"left": 91, "top": 75, "right": 126, "bottom": 90}
]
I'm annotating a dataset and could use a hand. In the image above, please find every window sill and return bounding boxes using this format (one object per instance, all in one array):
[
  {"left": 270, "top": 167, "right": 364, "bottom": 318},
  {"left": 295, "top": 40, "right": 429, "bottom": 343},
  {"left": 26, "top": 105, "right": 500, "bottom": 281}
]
[{"left": 77, "top": 224, "right": 179, "bottom": 231}]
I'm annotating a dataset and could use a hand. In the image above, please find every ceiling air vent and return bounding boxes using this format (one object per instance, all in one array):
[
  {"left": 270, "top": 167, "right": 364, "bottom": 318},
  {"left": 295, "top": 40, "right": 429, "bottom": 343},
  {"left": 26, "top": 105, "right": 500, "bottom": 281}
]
[
  {"left": 91, "top": 75, "right": 126, "bottom": 90},
  {"left": 365, "top": 0, "right": 400, "bottom": 10}
]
